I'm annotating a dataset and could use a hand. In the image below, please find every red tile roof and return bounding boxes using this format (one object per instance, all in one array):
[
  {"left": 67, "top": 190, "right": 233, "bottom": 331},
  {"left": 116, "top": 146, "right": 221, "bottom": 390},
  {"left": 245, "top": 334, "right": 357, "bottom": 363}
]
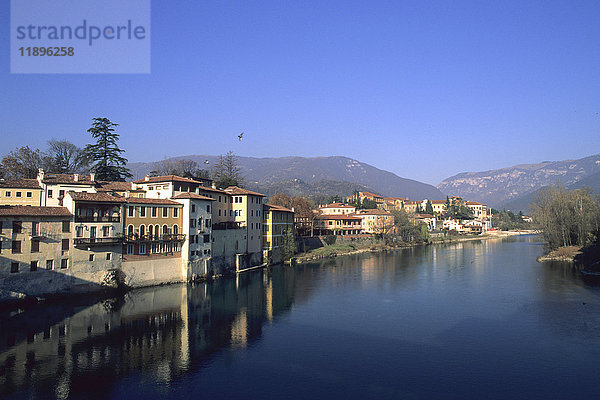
[
  {"left": 354, "top": 209, "right": 392, "bottom": 215},
  {"left": 197, "top": 186, "right": 227, "bottom": 194},
  {"left": 358, "top": 191, "right": 383, "bottom": 198},
  {"left": 264, "top": 204, "right": 294, "bottom": 213},
  {"left": 42, "top": 173, "right": 95, "bottom": 184},
  {"left": 224, "top": 186, "right": 265, "bottom": 196},
  {"left": 68, "top": 192, "right": 125, "bottom": 203},
  {"left": 126, "top": 198, "right": 181, "bottom": 206},
  {"left": 466, "top": 201, "right": 484, "bottom": 205},
  {"left": 0, "top": 205, "right": 72, "bottom": 217},
  {"left": 95, "top": 181, "right": 136, "bottom": 192},
  {"left": 171, "top": 193, "right": 215, "bottom": 201},
  {"left": 0, "top": 179, "right": 42, "bottom": 189},
  {"left": 315, "top": 214, "right": 361, "bottom": 220}
]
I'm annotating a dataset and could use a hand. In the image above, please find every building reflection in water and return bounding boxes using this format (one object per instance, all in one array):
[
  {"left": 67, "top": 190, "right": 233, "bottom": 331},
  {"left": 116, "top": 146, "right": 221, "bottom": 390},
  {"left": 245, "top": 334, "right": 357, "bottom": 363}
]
[{"left": 0, "top": 267, "right": 299, "bottom": 399}]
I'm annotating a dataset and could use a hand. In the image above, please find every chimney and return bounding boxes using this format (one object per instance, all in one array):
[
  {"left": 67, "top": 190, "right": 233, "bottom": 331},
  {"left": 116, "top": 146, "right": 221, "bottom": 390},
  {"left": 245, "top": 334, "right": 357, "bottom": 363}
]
[
  {"left": 90, "top": 173, "right": 95, "bottom": 182},
  {"left": 37, "top": 168, "right": 44, "bottom": 182},
  {"left": 73, "top": 174, "right": 79, "bottom": 182},
  {"left": 145, "top": 174, "right": 150, "bottom": 181},
  {"left": 211, "top": 182, "right": 216, "bottom": 189}
]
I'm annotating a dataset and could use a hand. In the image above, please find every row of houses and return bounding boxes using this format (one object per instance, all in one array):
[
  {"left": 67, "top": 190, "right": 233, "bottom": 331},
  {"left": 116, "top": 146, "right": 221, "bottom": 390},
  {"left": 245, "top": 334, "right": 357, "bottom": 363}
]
[
  {"left": 310, "top": 192, "right": 491, "bottom": 236},
  {"left": 0, "top": 171, "right": 294, "bottom": 296}
]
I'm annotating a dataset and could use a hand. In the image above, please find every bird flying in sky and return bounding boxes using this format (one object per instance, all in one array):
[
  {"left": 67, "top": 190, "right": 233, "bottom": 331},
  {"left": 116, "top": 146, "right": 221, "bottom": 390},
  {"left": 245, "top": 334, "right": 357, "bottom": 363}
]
[{"left": 238, "top": 130, "right": 246, "bottom": 141}]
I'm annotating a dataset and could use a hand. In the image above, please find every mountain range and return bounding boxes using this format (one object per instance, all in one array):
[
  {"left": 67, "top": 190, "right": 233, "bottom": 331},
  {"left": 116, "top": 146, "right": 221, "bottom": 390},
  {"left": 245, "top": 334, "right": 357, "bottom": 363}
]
[
  {"left": 128, "top": 155, "right": 445, "bottom": 201},
  {"left": 437, "top": 154, "right": 600, "bottom": 211}
]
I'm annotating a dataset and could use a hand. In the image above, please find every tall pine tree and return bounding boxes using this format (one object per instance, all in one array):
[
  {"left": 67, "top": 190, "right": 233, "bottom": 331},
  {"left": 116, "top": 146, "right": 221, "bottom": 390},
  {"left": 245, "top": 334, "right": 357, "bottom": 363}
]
[{"left": 83, "top": 118, "right": 132, "bottom": 181}]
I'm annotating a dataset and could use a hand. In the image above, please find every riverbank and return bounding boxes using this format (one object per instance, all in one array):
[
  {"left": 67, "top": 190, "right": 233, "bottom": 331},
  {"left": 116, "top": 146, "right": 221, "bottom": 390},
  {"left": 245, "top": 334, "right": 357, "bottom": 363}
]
[{"left": 294, "top": 230, "right": 535, "bottom": 264}]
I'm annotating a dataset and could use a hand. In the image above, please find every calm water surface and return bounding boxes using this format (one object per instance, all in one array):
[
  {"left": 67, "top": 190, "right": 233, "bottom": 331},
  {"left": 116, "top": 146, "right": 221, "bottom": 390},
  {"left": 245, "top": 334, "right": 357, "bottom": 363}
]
[{"left": 2, "top": 235, "right": 600, "bottom": 399}]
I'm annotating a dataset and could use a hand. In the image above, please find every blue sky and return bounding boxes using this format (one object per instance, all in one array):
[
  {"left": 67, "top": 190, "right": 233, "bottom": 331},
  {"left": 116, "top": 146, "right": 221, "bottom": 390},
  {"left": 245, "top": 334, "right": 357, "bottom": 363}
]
[{"left": 2, "top": 0, "right": 600, "bottom": 185}]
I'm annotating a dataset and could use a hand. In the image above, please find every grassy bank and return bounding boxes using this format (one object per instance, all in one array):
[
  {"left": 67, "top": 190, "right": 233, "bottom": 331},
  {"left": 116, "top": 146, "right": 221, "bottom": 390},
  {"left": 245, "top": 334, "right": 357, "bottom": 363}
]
[{"left": 294, "top": 231, "right": 533, "bottom": 264}]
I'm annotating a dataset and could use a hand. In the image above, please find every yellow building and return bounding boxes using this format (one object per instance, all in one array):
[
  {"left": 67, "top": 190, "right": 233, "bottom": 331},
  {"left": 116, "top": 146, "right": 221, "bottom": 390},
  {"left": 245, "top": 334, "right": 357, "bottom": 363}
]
[
  {"left": 466, "top": 201, "right": 488, "bottom": 220},
  {"left": 353, "top": 209, "right": 394, "bottom": 234},
  {"left": 263, "top": 204, "right": 294, "bottom": 264},
  {"left": 0, "top": 179, "right": 43, "bottom": 206}
]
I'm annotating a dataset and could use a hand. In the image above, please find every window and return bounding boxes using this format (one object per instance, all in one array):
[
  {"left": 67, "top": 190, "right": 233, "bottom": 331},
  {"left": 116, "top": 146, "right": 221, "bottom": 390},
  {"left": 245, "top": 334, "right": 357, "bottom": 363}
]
[
  {"left": 103, "top": 226, "right": 110, "bottom": 237},
  {"left": 191, "top": 204, "right": 196, "bottom": 212},
  {"left": 32, "top": 221, "right": 39, "bottom": 236},
  {"left": 89, "top": 254, "right": 94, "bottom": 261},
  {"left": 127, "top": 225, "right": 134, "bottom": 237},
  {"left": 190, "top": 218, "right": 196, "bottom": 228},
  {"left": 13, "top": 221, "right": 22, "bottom": 233},
  {"left": 140, "top": 206, "right": 146, "bottom": 217},
  {"left": 60, "top": 259, "right": 68, "bottom": 269},
  {"left": 152, "top": 207, "right": 157, "bottom": 217},
  {"left": 106, "top": 253, "right": 112, "bottom": 260},
  {"left": 140, "top": 243, "right": 146, "bottom": 254},
  {"left": 48, "top": 189, "right": 53, "bottom": 198},
  {"left": 59, "top": 190, "right": 65, "bottom": 198},
  {"left": 26, "top": 192, "right": 32, "bottom": 198},
  {"left": 173, "top": 208, "right": 178, "bottom": 218},
  {"left": 16, "top": 191, "right": 22, "bottom": 198},
  {"left": 5, "top": 191, "right": 11, "bottom": 197},
  {"left": 219, "top": 195, "right": 222, "bottom": 202},
  {"left": 127, "top": 244, "right": 134, "bottom": 255},
  {"left": 206, "top": 205, "right": 210, "bottom": 213},
  {"left": 204, "top": 234, "right": 210, "bottom": 243},
  {"left": 31, "top": 239, "right": 40, "bottom": 253},
  {"left": 206, "top": 219, "right": 211, "bottom": 227},
  {"left": 76, "top": 226, "right": 84, "bottom": 237},
  {"left": 62, "top": 239, "right": 69, "bottom": 251},
  {"left": 12, "top": 241, "right": 21, "bottom": 253},
  {"left": 62, "top": 221, "right": 70, "bottom": 233},
  {"left": 0, "top": 221, "right": 2, "bottom": 233},
  {"left": 219, "top": 209, "right": 222, "bottom": 217},
  {"left": 46, "top": 260, "right": 54, "bottom": 270},
  {"left": 128, "top": 206, "right": 134, "bottom": 217},
  {"left": 11, "top": 262, "right": 19, "bottom": 273},
  {"left": 163, "top": 207, "right": 168, "bottom": 217}
]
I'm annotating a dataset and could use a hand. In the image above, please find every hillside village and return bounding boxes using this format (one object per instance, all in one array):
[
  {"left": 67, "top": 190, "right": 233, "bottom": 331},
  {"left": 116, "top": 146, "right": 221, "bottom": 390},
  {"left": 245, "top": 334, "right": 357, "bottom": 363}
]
[{"left": 0, "top": 172, "right": 492, "bottom": 298}]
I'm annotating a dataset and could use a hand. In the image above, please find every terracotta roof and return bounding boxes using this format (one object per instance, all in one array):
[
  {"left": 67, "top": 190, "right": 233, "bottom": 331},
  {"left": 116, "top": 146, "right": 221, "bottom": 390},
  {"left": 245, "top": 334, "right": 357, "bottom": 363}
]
[
  {"left": 0, "top": 179, "right": 42, "bottom": 189},
  {"left": 224, "top": 186, "right": 265, "bottom": 196},
  {"left": 133, "top": 175, "right": 203, "bottom": 184},
  {"left": 197, "top": 186, "right": 227, "bottom": 194},
  {"left": 42, "top": 173, "right": 95, "bottom": 184},
  {"left": 315, "top": 214, "right": 361, "bottom": 220},
  {"left": 430, "top": 200, "right": 446, "bottom": 204},
  {"left": 95, "top": 181, "right": 135, "bottom": 192},
  {"left": 126, "top": 198, "right": 181, "bottom": 206},
  {"left": 415, "top": 213, "right": 435, "bottom": 218},
  {"left": 264, "top": 204, "right": 294, "bottom": 213},
  {"left": 320, "top": 203, "right": 355, "bottom": 209},
  {"left": 354, "top": 209, "right": 392, "bottom": 215},
  {"left": 466, "top": 201, "right": 484, "bottom": 205},
  {"left": 68, "top": 192, "right": 125, "bottom": 203},
  {"left": 359, "top": 191, "right": 383, "bottom": 198},
  {"left": 0, "top": 205, "right": 72, "bottom": 217},
  {"left": 171, "top": 193, "right": 215, "bottom": 201}
]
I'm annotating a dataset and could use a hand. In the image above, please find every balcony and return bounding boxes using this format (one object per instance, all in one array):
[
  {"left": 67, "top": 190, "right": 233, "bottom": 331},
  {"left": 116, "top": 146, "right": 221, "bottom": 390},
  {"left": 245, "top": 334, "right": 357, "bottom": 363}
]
[
  {"left": 75, "top": 216, "right": 121, "bottom": 223},
  {"left": 125, "top": 233, "right": 186, "bottom": 242},
  {"left": 74, "top": 236, "right": 124, "bottom": 246},
  {"left": 212, "top": 221, "right": 243, "bottom": 230}
]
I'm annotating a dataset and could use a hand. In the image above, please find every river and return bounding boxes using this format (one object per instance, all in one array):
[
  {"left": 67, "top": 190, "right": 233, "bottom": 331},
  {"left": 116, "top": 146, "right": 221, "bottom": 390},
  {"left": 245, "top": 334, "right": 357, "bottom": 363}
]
[{"left": 2, "top": 235, "right": 600, "bottom": 399}]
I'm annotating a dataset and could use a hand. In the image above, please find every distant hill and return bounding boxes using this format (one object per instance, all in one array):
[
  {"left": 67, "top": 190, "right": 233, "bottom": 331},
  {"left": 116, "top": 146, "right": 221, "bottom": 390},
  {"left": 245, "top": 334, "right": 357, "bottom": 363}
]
[
  {"left": 437, "top": 154, "right": 600, "bottom": 208},
  {"left": 128, "top": 155, "right": 445, "bottom": 201},
  {"left": 500, "top": 169, "right": 600, "bottom": 214}
]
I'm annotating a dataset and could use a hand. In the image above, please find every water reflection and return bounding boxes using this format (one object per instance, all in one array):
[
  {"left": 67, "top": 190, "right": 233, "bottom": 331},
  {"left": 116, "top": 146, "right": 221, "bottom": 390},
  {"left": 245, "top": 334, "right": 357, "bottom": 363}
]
[{"left": 0, "top": 268, "right": 299, "bottom": 399}]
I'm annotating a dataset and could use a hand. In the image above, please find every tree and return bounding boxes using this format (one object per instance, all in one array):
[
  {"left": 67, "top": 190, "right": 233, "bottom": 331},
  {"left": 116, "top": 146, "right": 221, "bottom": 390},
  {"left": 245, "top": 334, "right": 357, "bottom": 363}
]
[
  {"left": 83, "top": 118, "right": 132, "bottom": 181},
  {"left": 0, "top": 146, "right": 44, "bottom": 179},
  {"left": 151, "top": 158, "right": 210, "bottom": 180},
  {"left": 425, "top": 200, "right": 434, "bottom": 214},
  {"left": 362, "top": 198, "right": 378, "bottom": 209},
  {"left": 45, "top": 139, "right": 89, "bottom": 174},
  {"left": 269, "top": 193, "right": 294, "bottom": 209},
  {"left": 531, "top": 185, "right": 600, "bottom": 249},
  {"left": 280, "top": 227, "right": 296, "bottom": 262},
  {"left": 212, "top": 151, "right": 243, "bottom": 188}
]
